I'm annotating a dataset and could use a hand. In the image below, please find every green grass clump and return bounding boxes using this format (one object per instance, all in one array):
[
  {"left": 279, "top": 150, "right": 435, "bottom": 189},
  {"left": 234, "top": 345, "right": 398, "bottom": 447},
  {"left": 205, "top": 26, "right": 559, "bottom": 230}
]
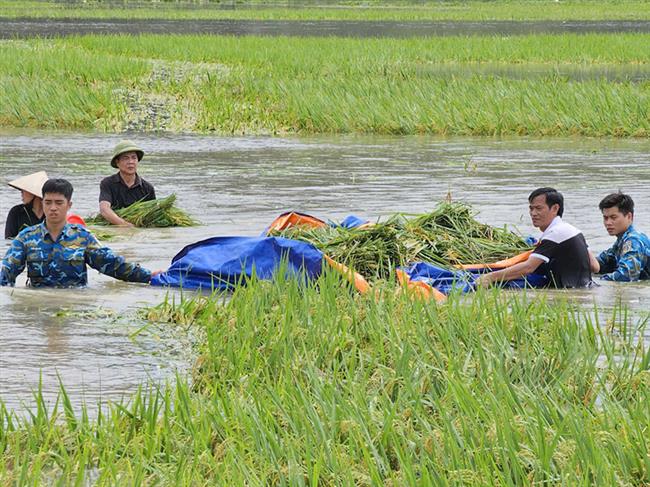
[
  {"left": 272, "top": 202, "right": 531, "bottom": 280},
  {"left": 86, "top": 194, "right": 198, "bottom": 227},
  {"left": 1, "top": 274, "right": 648, "bottom": 484},
  {"left": 1, "top": 34, "right": 650, "bottom": 136},
  {"left": 1, "top": 0, "right": 650, "bottom": 21}
]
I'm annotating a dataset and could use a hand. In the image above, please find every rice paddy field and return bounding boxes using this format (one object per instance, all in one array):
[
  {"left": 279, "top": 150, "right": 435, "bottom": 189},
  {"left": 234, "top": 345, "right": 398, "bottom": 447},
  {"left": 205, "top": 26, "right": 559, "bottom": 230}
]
[
  {"left": 2, "top": 1, "right": 650, "bottom": 484},
  {"left": 1, "top": 33, "right": 650, "bottom": 136},
  {"left": 1, "top": 275, "right": 649, "bottom": 484},
  {"left": 2, "top": 0, "right": 650, "bottom": 21}
]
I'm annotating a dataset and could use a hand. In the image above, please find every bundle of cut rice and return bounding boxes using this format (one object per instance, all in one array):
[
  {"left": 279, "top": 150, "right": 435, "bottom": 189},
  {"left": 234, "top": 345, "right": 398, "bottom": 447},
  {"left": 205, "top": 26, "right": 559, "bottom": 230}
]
[{"left": 87, "top": 194, "right": 197, "bottom": 228}]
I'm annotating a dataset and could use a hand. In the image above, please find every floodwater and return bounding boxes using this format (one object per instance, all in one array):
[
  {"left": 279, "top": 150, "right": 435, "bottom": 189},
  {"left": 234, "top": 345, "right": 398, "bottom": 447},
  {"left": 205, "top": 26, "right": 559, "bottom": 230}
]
[
  {"left": 1, "top": 132, "right": 649, "bottom": 414},
  {"left": 2, "top": 18, "right": 650, "bottom": 39}
]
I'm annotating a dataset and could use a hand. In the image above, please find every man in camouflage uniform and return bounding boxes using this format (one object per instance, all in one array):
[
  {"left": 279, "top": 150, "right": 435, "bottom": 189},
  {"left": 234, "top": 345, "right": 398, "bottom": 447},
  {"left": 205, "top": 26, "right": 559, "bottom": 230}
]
[
  {"left": 590, "top": 193, "right": 650, "bottom": 282},
  {"left": 0, "top": 179, "right": 153, "bottom": 287}
]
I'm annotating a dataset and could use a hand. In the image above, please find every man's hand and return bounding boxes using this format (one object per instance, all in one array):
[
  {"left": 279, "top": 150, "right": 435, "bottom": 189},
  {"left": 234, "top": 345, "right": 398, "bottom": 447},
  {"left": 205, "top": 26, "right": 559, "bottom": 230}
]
[{"left": 475, "top": 273, "right": 494, "bottom": 289}]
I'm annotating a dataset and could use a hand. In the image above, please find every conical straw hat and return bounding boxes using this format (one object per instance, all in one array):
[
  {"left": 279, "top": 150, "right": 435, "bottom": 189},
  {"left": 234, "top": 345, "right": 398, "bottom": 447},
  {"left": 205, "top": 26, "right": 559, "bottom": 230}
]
[{"left": 7, "top": 171, "right": 49, "bottom": 198}]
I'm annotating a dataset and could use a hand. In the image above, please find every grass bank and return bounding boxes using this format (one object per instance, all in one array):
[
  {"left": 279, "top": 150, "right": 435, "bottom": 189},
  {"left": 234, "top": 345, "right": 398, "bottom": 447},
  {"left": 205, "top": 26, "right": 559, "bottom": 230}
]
[
  {"left": 1, "top": 273, "right": 648, "bottom": 484},
  {"left": 1, "top": 34, "right": 650, "bottom": 136},
  {"left": 1, "top": 0, "right": 650, "bottom": 21}
]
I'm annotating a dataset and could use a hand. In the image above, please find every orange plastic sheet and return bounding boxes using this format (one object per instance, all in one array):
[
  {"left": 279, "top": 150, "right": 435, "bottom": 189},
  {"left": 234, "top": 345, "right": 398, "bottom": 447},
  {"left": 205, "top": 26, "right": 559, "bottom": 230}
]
[
  {"left": 458, "top": 250, "right": 533, "bottom": 271},
  {"left": 66, "top": 213, "right": 86, "bottom": 226},
  {"left": 396, "top": 269, "right": 447, "bottom": 302},
  {"left": 324, "top": 255, "right": 371, "bottom": 295},
  {"left": 267, "top": 211, "right": 327, "bottom": 233},
  {"left": 270, "top": 211, "right": 448, "bottom": 302}
]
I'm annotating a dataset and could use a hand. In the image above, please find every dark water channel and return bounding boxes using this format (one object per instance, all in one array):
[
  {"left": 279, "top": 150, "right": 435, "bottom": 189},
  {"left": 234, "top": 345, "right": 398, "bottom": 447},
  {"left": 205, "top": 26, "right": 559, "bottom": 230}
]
[
  {"left": 3, "top": 18, "right": 650, "bottom": 39},
  {"left": 1, "top": 132, "right": 649, "bottom": 414}
]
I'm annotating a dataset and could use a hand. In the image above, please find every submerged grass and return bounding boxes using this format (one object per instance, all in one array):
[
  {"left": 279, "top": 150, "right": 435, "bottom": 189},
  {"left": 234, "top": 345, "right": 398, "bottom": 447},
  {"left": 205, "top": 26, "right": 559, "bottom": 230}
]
[
  {"left": 1, "top": 273, "right": 648, "bottom": 484},
  {"left": 271, "top": 202, "right": 531, "bottom": 280},
  {"left": 2, "top": 0, "right": 650, "bottom": 21},
  {"left": 1, "top": 34, "right": 650, "bottom": 136}
]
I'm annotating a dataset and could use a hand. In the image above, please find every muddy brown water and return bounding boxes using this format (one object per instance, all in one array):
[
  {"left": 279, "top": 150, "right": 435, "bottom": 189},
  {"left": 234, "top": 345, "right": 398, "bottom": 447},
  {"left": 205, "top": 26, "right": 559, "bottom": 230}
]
[
  {"left": 3, "top": 18, "right": 650, "bottom": 39},
  {"left": 1, "top": 132, "right": 649, "bottom": 415}
]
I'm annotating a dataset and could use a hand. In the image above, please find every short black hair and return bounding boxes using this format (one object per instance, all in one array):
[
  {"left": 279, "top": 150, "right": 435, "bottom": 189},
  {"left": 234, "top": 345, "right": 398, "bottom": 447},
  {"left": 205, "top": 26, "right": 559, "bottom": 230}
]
[
  {"left": 42, "top": 178, "right": 73, "bottom": 201},
  {"left": 599, "top": 192, "right": 634, "bottom": 215},
  {"left": 528, "top": 187, "right": 564, "bottom": 217}
]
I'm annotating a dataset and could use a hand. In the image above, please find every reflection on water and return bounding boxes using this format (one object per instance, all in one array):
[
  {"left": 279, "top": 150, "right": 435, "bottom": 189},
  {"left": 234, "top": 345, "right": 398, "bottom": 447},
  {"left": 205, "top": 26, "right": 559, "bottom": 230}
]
[
  {"left": 1, "top": 132, "right": 649, "bottom": 413},
  {"left": 3, "top": 19, "right": 650, "bottom": 39}
]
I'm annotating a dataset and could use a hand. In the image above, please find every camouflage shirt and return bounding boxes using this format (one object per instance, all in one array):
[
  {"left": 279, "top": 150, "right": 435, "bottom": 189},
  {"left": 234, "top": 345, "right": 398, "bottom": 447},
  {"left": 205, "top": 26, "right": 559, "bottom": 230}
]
[
  {"left": 596, "top": 225, "right": 650, "bottom": 282},
  {"left": 0, "top": 222, "right": 151, "bottom": 287}
]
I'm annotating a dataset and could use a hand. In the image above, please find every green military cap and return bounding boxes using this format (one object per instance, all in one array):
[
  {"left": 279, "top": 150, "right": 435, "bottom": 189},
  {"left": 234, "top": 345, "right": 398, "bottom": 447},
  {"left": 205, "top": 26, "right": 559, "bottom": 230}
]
[{"left": 111, "top": 140, "right": 144, "bottom": 168}]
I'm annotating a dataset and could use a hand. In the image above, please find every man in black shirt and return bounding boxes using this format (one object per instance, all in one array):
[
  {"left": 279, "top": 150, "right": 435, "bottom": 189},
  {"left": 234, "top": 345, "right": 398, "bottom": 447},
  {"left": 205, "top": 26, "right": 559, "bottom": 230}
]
[
  {"left": 99, "top": 140, "right": 156, "bottom": 226},
  {"left": 476, "top": 187, "right": 592, "bottom": 289}
]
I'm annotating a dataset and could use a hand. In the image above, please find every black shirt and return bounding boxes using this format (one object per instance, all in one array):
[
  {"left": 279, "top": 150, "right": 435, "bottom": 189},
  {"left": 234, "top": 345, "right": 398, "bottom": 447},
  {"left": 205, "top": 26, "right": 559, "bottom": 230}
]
[
  {"left": 99, "top": 173, "right": 156, "bottom": 210},
  {"left": 4, "top": 203, "right": 44, "bottom": 239},
  {"left": 531, "top": 217, "right": 592, "bottom": 288}
]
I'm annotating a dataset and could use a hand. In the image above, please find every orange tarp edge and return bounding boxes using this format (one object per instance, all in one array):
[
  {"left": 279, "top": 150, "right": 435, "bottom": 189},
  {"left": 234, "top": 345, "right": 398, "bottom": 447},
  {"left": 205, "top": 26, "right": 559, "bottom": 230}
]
[
  {"left": 458, "top": 250, "right": 533, "bottom": 271},
  {"left": 267, "top": 212, "right": 327, "bottom": 233},
  {"left": 396, "top": 269, "right": 447, "bottom": 303},
  {"left": 324, "top": 255, "right": 371, "bottom": 295}
]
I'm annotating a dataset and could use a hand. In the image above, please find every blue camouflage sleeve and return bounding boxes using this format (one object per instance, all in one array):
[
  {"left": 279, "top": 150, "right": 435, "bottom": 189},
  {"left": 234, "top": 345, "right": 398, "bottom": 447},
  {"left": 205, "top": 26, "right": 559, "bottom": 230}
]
[
  {"left": 85, "top": 233, "right": 152, "bottom": 283},
  {"left": 596, "top": 246, "right": 618, "bottom": 274},
  {"left": 0, "top": 236, "right": 27, "bottom": 286},
  {"left": 601, "top": 237, "right": 646, "bottom": 282}
]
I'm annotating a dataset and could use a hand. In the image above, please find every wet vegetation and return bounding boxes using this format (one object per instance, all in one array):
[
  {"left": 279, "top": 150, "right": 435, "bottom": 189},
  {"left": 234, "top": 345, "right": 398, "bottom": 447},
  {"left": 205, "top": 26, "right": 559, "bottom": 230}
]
[
  {"left": 1, "top": 33, "right": 650, "bottom": 136},
  {"left": 271, "top": 202, "right": 531, "bottom": 280},
  {"left": 86, "top": 194, "right": 198, "bottom": 227},
  {"left": 1, "top": 274, "right": 648, "bottom": 484},
  {"left": 1, "top": 0, "right": 650, "bottom": 21}
]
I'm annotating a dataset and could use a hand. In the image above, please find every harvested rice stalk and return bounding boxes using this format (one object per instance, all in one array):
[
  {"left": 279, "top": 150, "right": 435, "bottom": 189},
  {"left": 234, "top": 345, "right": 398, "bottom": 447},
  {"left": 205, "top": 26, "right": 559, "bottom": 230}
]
[
  {"left": 270, "top": 202, "right": 531, "bottom": 281},
  {"left": 86, "top": 194, "right": 197, "bottom": 228}
]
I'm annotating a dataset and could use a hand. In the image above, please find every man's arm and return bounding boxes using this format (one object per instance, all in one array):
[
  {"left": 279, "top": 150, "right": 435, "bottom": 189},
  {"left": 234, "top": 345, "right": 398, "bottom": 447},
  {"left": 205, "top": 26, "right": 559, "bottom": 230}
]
[
  {"left": 595, "top": 246, "right": 617, "bottom": 274},
  {"left": 0, "top": 237, "right": 27, "bottom": 286},
  {"left": 99, "top": 201, "right": 134, "bottom": 227},
  {"left": 601, "top": 238, "right": 646, "bottom": 282},
  {"left": 589, "top": 252, "right": 600, "bottom": 273},
  {"left": 476, "top": 255, "right": 544, "bottom": 288},
  {"left": 85, "top": 236, "right": 151, "bottom": 283}
]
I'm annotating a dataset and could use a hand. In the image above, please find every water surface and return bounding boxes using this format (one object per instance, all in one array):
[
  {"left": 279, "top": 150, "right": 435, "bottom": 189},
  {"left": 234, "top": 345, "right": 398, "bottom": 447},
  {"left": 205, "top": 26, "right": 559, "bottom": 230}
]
[{"left": 3, "top": 18, "right": 650, "bottom": 39}]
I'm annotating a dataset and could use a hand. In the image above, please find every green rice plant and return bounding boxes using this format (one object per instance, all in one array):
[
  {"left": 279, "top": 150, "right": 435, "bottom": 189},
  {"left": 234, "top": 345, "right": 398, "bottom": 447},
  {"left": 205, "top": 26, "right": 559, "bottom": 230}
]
[
  {"left": 86, "top": 194, "right": 198, "bottom": 227},
  {"left": 1, "top": 275, "right": 648, "bottom": 484},
  {"left": 2, "top": 34, "right": 650, "bottom": 135}
]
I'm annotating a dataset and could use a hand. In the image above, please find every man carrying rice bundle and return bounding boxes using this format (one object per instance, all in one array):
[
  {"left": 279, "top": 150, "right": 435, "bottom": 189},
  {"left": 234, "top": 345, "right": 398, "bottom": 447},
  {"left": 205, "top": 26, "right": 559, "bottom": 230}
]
[{"left": 99, "top": 140, "right": 156, "bottom": 227}]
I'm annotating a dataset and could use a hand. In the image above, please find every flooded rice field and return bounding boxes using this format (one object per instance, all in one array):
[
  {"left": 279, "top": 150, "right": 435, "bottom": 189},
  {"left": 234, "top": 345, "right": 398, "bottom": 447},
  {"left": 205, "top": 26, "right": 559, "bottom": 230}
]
[
  {"left": 1, "top": 132, "right": 649, "bottom": 413},
  {"left": 3, "top": 18, "right": 650, "bottom": 39}
]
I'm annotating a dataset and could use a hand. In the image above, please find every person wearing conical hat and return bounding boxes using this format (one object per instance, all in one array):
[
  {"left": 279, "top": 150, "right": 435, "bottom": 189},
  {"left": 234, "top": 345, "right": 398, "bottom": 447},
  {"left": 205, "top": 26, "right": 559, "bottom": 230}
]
[
  {"left": 99, "top": 140, "right": 156, "bottom": 227},
  {"left": 4, "top": 171, "right": 48, "bottom": 239},
  {"left": 1, "top": 178, "right": 158, "bottom": 288}
]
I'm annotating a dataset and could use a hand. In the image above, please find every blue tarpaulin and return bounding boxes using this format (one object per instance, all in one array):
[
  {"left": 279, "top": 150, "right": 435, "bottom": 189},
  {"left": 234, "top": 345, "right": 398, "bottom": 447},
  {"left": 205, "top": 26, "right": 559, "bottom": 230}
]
[
  {"left": 151, "top": 212, "right": 547, "bottom": 296},
  {"left": 401, "top": 261, "right": 548, "bottom": 294},
  {"left": 151, "top": 236, "right": 324, "bottom": 290}
]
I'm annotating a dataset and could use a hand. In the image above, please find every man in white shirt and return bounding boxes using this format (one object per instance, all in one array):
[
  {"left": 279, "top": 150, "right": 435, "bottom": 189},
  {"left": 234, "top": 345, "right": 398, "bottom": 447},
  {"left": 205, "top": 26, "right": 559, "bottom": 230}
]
[{"left": 477, "top": 187, "right": 592, "bottom": 289}]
